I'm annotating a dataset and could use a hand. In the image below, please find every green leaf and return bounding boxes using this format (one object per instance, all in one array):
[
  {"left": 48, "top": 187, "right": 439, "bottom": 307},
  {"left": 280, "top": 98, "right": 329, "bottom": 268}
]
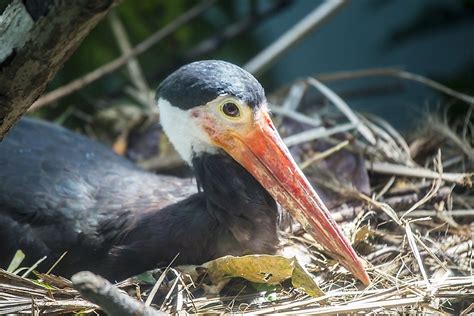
[
  {"left": 7, "top": 250, "right": 25, "bottom": 273},
  {"left": 134, "top": 271, "right": 159, "bottom": 284}
]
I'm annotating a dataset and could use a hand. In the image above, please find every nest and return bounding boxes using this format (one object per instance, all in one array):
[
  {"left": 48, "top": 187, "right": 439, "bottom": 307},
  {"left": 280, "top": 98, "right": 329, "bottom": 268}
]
[{"left": 1, "top": 75, "right": 473, "bottom": 315}]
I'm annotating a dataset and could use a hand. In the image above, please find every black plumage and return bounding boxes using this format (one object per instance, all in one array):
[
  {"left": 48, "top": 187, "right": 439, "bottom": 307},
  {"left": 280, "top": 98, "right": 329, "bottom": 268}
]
[
  {"left": 0, "top": 118, "right": 278, "bottom": 281},
  {"left": 157, "top": 60, "right": 265, "bottom": 110}
]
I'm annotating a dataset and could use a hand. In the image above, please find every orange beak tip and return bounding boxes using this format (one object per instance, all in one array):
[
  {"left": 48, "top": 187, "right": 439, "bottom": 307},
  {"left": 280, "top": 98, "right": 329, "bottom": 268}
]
[
  {"left": 355, "top": 260, "right": 371, "bottom": 286},
  {"left": 312, "top": 239, "right": 371, "bottom": 285}
]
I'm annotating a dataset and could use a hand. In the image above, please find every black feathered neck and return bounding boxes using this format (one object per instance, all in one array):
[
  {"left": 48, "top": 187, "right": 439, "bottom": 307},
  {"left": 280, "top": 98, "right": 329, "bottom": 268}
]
[
  {"left": 192, "top": 152, "right": 278, "bottom": 243},
  {"left": 97, "top": 151, "right": 279, "bottom": 279}
]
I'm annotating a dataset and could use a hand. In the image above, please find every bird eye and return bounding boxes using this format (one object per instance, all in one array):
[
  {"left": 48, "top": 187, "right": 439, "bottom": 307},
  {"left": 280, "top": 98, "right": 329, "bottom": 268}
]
[{"left": 222, "top": 102, "right": 240, "bottom": 118}]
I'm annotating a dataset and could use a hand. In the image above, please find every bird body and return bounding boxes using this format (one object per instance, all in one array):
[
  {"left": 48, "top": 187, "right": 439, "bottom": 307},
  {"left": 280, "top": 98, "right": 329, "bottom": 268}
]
[
  {"left": 0, "top": 60, "right": 370, "bottom": 284},
  {"left": 0, "top": 118, "right": 277, "bottom": 280}
]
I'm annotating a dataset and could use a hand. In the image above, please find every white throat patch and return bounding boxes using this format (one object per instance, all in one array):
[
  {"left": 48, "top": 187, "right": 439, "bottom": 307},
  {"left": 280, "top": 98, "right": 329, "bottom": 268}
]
[{"left": 157, "top": 98, "right": 217, "bottom": 165}]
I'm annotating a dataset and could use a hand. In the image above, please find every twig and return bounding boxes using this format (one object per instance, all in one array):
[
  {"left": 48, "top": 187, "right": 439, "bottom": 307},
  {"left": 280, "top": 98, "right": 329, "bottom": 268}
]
[
  {"left": 108, "top": 10, "right": 151, "bottom": 110},
  {"left": 362, "top": 114, "right": 414, "bottom": 165},
  {"left": 307, "top": 77, "right": 376, "bottom": 145},
  {"left": 428, "top": 119, "right": 474, "bottom": 161},
  {"left": 399, "top": 209, "right": 474, "bottom": 218},
  {"left": 244, "top": 1, "right": 347, "bottom": 75},
  {"left": 462, "top": 303, "right": 474, "bottom": 316},
  {"left": 360, "top": 115, "right": 412, "bottom": 164},
  {"left": 283, "top": 122, "right": 354, "bottom": 147},
  {"left": 281, "top": 81, "right": 307, "bottom": 112},
  {"left": 46, "top": 252, "right": 68, "bottom": 275},
  {"left": 145, "top": 254, "right": 180, "bottom": 307},
  {"left": 314, "top": 67, "right": 474, "bottom": 105},
  {"left": 71, "top": 271, "right": 164, "bottom": 316},
  {"left": 366, "top": 161, "right": 473, "bottom": 186},
  {"left": 271, "top": 80, "right": 318, "bottom": 127},
  {"left": 365, "top": 246, "right": 400, "bottom": 262},
  {"left": 185, "top": 0, "right": 292, "bottom": 61},
  {"left": 270, "top": 104, "right": 322, "bottom": 127},
  {"left": 462, "top": 106, "right": 473, "bottom": 145},
  {"left": 356, "top": 192, "right": 401, "bottom": 225},
  {"left": 300, "top": 140, "right": 349, "bottom": 170},
  {"left": 375, "top": 176, "right": 396, "bottom": 200},
  {"left": 29, "top": 0, "right": 215, "bottom": 111},
  {"left": 405, "top": 223, "right": 430, "bottom": 291},
  {"left": 21, "top": 256, "right": 46, "bottom": 278},
  {"left": 159, "top": 269, "right": 181, "bottom": 311},
  {"left": 401, "top": 151, "right": 443, "bottom": 219},
  {"left": 412, "top": 234, "right": 449, "bottom": 275},
  {"left": 385, "top": 186, "right": 450, "bottom": 211}
]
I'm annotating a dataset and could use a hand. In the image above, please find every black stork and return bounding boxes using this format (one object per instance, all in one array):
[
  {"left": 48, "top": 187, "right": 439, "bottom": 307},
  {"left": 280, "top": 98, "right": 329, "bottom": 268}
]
[{"left": 0, "top": 60, "right": 370, "bottom": 285}]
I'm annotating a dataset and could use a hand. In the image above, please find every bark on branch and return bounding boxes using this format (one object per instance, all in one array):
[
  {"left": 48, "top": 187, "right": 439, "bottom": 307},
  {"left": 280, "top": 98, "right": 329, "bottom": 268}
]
[
  {"left": 72, "top": 271, "right": 164, "bottom": 316},
  {"left": 0, "top": 0, "right": 120, "bottom": 139}
]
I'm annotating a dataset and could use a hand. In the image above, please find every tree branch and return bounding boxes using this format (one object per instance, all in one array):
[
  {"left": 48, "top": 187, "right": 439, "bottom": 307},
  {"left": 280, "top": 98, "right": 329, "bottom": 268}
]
[
  {"left": 0, "top": 0, "right": 120, "bottom": 139},
  {"left": 244, "top": 0, "right": 347, "bottom": 76},
  {"left": 72, "top": 271, "right": 164, "bottom": 316}
]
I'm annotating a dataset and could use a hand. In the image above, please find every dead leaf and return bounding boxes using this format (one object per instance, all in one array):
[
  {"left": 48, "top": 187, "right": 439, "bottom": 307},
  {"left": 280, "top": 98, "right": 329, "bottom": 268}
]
[
  {"left": 354, "top": 224, "right": 373, "bottom": 244},
  {"left": 292, "top": 260, "right": 324, "bottom": 297},
  {"left": 203, "top": 255, "right": 293, "bottom": 285},
  {"left": 197, "top": 254, "right": 324, "bottom": 297}
]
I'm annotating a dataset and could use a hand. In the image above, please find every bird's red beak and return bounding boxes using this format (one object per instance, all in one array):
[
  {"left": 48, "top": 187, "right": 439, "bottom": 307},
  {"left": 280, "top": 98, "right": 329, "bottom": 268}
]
[{"left": 215, "top": 110, "right": 370, "bottom": 285}]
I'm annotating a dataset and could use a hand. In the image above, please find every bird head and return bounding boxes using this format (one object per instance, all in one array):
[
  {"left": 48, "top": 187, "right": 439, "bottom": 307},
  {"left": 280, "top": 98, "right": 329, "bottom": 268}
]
[{"left": 156, "top": 60, "right": 370, "bottom": 285}]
